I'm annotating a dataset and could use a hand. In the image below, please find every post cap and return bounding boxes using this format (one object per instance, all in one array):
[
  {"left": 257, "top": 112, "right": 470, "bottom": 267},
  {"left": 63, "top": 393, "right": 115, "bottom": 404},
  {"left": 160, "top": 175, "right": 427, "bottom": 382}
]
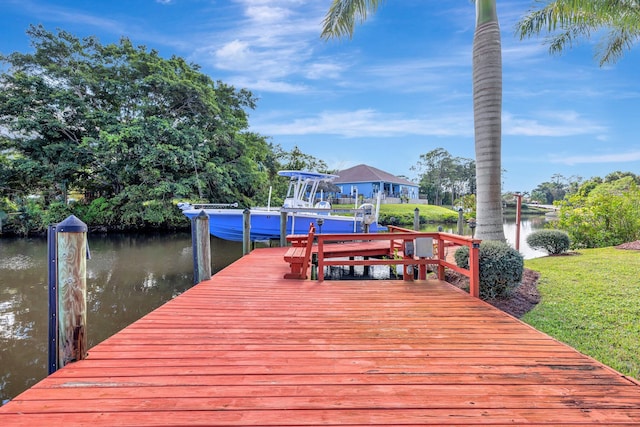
[{"left": 57, "top": 215, "right": 87, "bottom": 232}]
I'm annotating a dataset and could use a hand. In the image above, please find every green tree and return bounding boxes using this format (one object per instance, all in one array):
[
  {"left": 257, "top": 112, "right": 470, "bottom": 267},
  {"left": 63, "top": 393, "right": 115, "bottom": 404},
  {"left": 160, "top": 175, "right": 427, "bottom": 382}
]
[
  {"left": 412, "top": 148, "right": 475, "bottom": 207},
  {"left": 556, "top": 176, "right": 640, "bottom": 248},
  {"left": 516, "top": 0, "right": 640, "bottom": 65},
  {"left": 274, "top": 145, "right": 329, "bottom": 172},
  {"left": 530, "top": 173, "right": 583, "bottom": 204},
  {"left": 321, "top": 0, "right": 505, "bottom": 241},
  {"left": 0, "top": 25, "right": 272, "bottom": 230}
]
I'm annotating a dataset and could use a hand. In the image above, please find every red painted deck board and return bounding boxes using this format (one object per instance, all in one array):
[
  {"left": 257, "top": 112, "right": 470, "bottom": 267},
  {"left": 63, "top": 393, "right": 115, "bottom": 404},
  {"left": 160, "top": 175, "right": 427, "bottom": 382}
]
[{"left": 2, "top": 246, "right": 640, "bottom": 426}]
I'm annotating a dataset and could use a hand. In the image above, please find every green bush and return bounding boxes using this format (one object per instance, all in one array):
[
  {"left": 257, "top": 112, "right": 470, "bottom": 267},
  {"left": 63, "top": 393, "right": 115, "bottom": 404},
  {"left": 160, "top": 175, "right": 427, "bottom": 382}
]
[
  {"left": 526, "top": 230, "right": 570, "bottom": 255},
  {"left": 454, "top": 241, "right": 524, "bottom": 300},
  {"left": 557, "top": 177, "right": 640, "bottom": 248},
  {"left": 83, "top": 197, "right": 119, "bottom": 226},
  {"left": 5, "top": 198, "right": 46, "bottom": 236},
  {"left": 40, "top": 201, "right": 75, "bottom": 226}
]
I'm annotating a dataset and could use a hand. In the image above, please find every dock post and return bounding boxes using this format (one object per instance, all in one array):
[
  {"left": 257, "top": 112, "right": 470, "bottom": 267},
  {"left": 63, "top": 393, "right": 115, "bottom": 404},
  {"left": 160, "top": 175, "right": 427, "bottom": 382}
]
[
  {"left": 50, "top": 215, "right": 89, "bottom": 371},
  {"left": 243, "top": 208, "right": 251, "bottom": 255},
  {"left": 280, "top": 211, "right": 287, "bottom": 246},
  {"left": 469, "top": 241, "right": 481, "bottom": 298},
  {"left": 191, "top": 211, "right": 211, "bottom": 284},
  {"left": 413, "top": 208, "right": 420, "bottom": 231},
  {"left": 457, "top": 208, "right": 464, "bottom": 235}
]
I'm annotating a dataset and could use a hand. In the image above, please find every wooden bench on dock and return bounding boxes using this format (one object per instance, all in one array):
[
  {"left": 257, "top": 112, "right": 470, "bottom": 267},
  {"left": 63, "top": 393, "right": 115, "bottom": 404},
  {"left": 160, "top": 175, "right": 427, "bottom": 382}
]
[{"left": 283, "top": 224, "right": 315, "bottom": 279}]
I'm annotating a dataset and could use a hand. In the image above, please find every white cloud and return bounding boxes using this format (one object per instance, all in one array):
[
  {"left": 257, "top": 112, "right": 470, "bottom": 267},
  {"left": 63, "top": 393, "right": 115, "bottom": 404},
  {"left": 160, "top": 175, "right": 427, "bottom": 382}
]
[
  {"left": 503, "top": 111, "right": 607, "bottom": 137},
  {"left": 253, "top": 107, "right": 611, "bottom": 141},
  {"left": 188, "top": 1, "right": 330, "bottom": 93},
  {"left": 214, "top": 40, "right": 253, "bottom": 70},
  {"left": 15, "top": 2, "right": 128, "bottom": 35},
  {"left": 244, "top": 5, "right": 292, "bottom": 22},
  {"left": 305, "top": 62, "right": 344, "bottom": 80},
  {"left": 252, "top": 109, "right": 473, "bottom": 138},
  {"left": 551, "top": 151, "right": 640, "bottom": 165},
  {"left": 231, "top": 78, "right": 309, "bottom": 94}
]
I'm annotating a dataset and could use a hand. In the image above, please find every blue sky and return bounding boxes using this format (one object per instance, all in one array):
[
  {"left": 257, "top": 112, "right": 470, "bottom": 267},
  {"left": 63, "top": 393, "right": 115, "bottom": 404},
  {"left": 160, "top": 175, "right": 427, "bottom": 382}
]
[{"left": 1, "top": 0, "right": 639, "bottom": 193}]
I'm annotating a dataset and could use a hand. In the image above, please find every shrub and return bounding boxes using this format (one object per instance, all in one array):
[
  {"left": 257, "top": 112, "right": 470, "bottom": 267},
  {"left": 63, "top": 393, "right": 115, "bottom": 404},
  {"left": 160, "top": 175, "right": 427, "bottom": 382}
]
[
  {"left": 5, "top": 198, "right": 46, "bottom": 236},
  {"left": 40, "top": 201, "right": 75, "bottom": 226},
  {"left": 454, "top": 241, "right": 524, "bottom": 300},
  {"left": 526, "top": 230, "right": 570, "bottom": 255},
  {"left": 83, "top": 197, "right": 119, "bottom": 226}
]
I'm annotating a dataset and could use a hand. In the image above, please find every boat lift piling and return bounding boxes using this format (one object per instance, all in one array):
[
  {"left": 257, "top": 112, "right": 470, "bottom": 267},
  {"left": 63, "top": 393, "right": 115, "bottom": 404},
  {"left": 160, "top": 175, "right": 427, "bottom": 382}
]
[
  {"left": 242, "top": 208, "right": 251, "bottom": 255},
  {"left": 191, "top": 211, "right": 211, "bottom": 284},
  {"left": 47, "top": 215, "right": 89, "bottom": 374},
  {"left": 280, "top": 211, "right": 288, "bottom": 247}
]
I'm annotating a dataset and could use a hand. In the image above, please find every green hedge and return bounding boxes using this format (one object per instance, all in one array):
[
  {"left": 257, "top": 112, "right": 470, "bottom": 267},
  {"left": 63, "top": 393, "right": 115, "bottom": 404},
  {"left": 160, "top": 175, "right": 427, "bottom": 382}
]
[
  {"left": 454, "top": 241, "right": 524, "bottom": 300},
  {"left": 526, "top": 230, "right": 570, "bottom": 255}
]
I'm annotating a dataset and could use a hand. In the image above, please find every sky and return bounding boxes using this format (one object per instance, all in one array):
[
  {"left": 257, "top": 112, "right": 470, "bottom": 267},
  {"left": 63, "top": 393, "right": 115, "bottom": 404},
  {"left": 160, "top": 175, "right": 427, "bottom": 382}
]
[{"left": 1, "top": 0, "right": 639, "bottom": 193}]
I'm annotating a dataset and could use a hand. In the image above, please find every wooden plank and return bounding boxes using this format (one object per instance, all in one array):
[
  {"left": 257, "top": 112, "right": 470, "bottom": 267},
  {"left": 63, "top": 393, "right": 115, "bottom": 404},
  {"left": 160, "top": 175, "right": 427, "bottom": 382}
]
[{"left": 2, "top": 245, "right": 640, "bottom": 426}]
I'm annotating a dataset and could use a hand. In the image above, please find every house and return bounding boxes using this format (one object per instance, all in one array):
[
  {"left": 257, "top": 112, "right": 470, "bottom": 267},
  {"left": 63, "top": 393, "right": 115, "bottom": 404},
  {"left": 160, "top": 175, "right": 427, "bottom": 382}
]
[{"left": 333, "top": 164, "right": 422, "bottom": 203}]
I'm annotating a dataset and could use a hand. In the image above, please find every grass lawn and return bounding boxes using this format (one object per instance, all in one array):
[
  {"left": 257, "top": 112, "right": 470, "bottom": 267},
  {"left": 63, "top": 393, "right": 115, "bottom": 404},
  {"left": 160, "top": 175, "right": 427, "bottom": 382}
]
[
  {"left": 333, "top": 203, "right": 459, "bottom": 224},
  {"left": 524, "top": 247, "right": 640, "bottom": 380}
]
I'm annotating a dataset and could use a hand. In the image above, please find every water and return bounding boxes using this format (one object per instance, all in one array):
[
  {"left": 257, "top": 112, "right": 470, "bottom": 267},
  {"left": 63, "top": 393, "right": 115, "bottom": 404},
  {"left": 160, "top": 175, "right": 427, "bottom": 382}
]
[
  {"left": 421, "top": 216, "right": 548, "bottom": 259},
  {"left": 0, "top": 218, "right": 547, "bottom": 405},
  {"left": 0, "top": 232, "right": 244, "bottom": 406}
]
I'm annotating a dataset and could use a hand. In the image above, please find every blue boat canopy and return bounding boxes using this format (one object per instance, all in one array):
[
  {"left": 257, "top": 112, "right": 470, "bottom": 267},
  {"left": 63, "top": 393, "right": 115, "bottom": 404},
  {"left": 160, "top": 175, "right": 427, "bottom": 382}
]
[{"left": 278, "top": 170, "right": 338, "bottom": 181}]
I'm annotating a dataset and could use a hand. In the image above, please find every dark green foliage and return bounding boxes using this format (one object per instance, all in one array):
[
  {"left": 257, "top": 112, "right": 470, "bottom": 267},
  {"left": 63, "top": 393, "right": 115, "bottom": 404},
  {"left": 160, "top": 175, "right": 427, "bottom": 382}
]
[
  {"left": 40, "top": 201, "right": 75, "bottom": 226},
  {"left": 0, "top": 25, "right": 291, "bottom": 233},
  {"left": 526, "top": 230, "right": 570, "bottom": 255},
  {"left": 454, "top": 241, "right": 524, "bottom": 300},
  {"left": 3, "top": 198, "right": 45, "bottom": 236}
]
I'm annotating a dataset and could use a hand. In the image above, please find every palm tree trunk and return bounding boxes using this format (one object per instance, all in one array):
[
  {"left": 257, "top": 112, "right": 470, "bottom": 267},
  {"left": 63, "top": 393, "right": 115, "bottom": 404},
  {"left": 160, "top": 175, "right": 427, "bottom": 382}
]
[{"left": 473, "top": 0, "right": 506, "bottom": 241}]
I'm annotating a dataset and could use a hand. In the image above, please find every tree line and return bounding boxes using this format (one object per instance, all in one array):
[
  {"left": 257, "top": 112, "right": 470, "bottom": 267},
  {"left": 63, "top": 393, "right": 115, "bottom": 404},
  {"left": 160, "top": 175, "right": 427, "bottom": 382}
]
[{"left": 0, "top": 26, "right": 328, "bottom": 235}]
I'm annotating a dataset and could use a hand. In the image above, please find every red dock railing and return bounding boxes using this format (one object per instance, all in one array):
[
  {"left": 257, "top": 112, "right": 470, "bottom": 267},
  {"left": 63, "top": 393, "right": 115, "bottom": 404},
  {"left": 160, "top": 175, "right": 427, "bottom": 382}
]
[{"left": 316, "top": 226, "right": 481, "bottom": 298}]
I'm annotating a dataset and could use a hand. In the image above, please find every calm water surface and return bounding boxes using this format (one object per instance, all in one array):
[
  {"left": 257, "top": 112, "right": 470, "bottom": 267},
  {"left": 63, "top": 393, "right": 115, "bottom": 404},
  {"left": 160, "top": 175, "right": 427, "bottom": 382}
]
[
  {"left": 0, "top": 232, "right": 244, "bottom": 405},
  {"left": 0, "top": 218, "right": 546, "bottom": 405}
]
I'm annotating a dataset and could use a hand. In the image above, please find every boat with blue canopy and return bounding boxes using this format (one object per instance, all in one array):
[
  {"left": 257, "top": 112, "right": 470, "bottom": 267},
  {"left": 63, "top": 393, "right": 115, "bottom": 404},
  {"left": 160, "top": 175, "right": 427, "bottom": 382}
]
[{"left": 178, "top": 170, "right": 384, "bottom": 242}]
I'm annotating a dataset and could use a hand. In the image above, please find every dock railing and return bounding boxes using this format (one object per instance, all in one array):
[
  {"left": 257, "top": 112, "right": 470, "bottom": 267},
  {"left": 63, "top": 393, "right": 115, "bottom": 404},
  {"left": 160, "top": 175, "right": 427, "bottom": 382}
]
[{"left": 316, "top": 225, "right": 481, "bottom": 298}]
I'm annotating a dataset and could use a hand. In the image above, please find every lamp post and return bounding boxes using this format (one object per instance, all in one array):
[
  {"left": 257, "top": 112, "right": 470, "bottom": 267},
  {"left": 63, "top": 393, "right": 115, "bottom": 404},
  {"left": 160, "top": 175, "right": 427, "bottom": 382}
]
[{"left": 514, "top": 192, "right": 523, "bottom": 251}]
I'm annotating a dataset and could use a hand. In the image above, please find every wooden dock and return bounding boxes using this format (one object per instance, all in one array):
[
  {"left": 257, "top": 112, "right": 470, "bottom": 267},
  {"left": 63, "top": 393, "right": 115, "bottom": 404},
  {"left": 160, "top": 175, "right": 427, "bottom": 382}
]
[{"left": 2, "top": 246, "right": 640, "bottom": 425}]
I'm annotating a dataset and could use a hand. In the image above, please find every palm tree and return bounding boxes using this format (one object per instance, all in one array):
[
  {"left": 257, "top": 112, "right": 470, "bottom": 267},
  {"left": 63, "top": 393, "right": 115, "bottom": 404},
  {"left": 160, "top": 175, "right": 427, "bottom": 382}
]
[
  {"left": 322, "top": 1, "right": 506, "bottom": 241},
  {"left": 516, "top": 0, "right": 640, "bottom": 66}
]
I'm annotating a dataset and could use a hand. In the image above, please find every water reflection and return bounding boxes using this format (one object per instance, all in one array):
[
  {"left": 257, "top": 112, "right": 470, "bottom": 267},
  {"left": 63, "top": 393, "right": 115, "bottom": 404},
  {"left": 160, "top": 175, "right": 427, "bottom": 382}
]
[
  {"left": 422, "top": 217, "right": 548, "bottom": 259},
  {"left": 0, "top": 232, "right": 243, "bottom": 406}
]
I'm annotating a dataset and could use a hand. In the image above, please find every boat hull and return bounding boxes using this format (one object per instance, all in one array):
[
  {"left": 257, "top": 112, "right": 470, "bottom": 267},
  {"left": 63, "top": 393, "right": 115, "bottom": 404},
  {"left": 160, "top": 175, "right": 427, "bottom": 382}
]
[{"left": 181, "top": 208, "right": 384, "bottom": 242}]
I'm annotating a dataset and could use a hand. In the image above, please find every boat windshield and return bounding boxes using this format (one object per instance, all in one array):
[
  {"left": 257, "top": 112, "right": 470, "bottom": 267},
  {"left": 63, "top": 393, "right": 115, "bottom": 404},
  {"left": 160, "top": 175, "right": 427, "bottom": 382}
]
[{"left": 279, "top": 170, "right": 337, "bottom": 209}]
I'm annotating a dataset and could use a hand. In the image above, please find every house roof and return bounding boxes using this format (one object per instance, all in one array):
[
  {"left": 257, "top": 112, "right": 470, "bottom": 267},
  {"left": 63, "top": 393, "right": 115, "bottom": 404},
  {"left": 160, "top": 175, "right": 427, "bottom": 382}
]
[{"left": 334, "top": 164, "right": 417, "bottom": 187}]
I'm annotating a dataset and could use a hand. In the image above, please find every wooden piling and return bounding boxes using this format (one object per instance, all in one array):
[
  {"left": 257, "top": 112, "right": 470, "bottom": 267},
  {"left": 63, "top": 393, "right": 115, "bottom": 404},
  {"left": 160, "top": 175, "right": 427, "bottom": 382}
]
[
  {"left": 243, "top": 208, "right": 251, "bottom": 255},
  {"left": 457, "top": 208, "right": 464, "bottom": 235},
  {"left": 469, "top": 241, "right": 481, "bottom": 298},
  {"left": 55, "top": 215, "right": 88, "bottom": 368},
  {"left": 280, "top": 211, "right": 287, "bottom": 246},
  {"left": 191, "top": 211, "right": 211, "bottom": 284},
  {"left": 413, "top": 207, "right": 420, "bottom": 231}
]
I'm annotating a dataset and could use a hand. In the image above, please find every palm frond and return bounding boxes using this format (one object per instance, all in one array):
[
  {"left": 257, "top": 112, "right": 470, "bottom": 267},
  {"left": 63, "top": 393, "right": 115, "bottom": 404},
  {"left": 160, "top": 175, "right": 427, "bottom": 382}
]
[
  {"left": 516, "top": 0, "right": 640, "bottom": 65},
  {"left": 321, "top": 0, "right": 384, "bottom": 40}
]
